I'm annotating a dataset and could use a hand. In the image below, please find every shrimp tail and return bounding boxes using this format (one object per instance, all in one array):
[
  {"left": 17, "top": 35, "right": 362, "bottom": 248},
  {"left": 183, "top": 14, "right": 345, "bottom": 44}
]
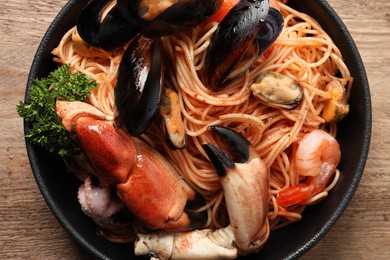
[{"left": 276, "top": 184, "right": 312, "bottom": 207}]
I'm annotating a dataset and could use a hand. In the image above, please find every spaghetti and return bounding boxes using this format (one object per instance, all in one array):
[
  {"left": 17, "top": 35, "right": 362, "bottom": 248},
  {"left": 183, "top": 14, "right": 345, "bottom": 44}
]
[{"left": 53, "top": 0, "right": 351, "bottom": 232}]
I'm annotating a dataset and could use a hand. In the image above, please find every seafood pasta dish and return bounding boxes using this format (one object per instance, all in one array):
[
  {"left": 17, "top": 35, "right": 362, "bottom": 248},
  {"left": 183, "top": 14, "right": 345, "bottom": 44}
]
[{"left": 18, "top": 0, "right": 352, "bottom": 258}]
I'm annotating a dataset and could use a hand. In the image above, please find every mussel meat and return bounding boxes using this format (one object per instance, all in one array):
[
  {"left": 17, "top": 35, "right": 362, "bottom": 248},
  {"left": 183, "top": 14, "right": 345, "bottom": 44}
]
[
  {"left": 142, "top": 0, "right": 222, "bottom": 38},
  {"left": 322, "top": 80, "right": 349, "bottom": 123},
  {"left": 160, "top": 88, "right": 187, "bottom": 149},
  {"left": 250, "top": 71, "right": 303, "bottom": 110}
]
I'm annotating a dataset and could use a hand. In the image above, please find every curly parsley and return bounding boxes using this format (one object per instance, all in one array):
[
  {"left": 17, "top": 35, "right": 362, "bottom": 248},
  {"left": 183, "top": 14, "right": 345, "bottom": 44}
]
[{"left": 16, "top": 64, "right": 97, "bottom": 157}]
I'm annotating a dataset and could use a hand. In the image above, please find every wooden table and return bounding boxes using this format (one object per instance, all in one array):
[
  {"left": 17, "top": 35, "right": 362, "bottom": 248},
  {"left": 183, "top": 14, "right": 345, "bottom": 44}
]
[{"left": 1, "top": 0, "right": 389, "bottom": 259}]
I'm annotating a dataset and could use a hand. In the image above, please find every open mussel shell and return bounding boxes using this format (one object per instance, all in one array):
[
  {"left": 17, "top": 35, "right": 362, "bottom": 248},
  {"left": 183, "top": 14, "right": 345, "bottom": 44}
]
[
  {"left": 204, "top": 0, "right": 270, "bottom": 92},
  {"left": 77, "top": 0, "right": 149, "bottom": 52},
  {"left": 256, "top": 7, "right": 284, "bottom": 54},
  {"left": 77, "top": 0, "right": 112, "bottom": 47},
  {"left": 225, "top": 7, "right": 284, "bottom": 83},
  {"left": 142, "top": 0, "right": 222, "bottom": 38},
  {"left": 77, "top": 0, "right": 221, "bottom": 51},
  {"left": 114, "top": 35, "right": 163, "bottom": 136},
  {"left": 98, "top": 0, "right": 145, "bottom": 52}
]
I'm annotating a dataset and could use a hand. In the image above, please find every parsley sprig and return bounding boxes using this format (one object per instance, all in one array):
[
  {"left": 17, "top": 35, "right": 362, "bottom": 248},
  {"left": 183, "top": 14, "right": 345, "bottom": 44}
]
[{"left": 17, "top": 64, "right": 97, "bottom": 157}]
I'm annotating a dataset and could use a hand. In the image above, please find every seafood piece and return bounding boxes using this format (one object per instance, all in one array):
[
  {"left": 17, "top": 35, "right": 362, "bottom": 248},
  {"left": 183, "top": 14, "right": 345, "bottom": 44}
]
[
  {"left": 203, "top": 126, "right": 270, "bottom": 255},
  {"left": 78, "top": 176, "right": 125, "bottom": 219},
  {"left": 78, "top": 176, "right": 138, "bottom": 243},
  {"left": 135, "top": 126, "right": 270, "bottom": 258},
  {"left": 222, "top": 7, "right": 284, "bottom": 84},
  {"left": 77, "top": 0, "right": 221, "bottom": 51},
  {"left": 56, "top": 100, "right": 110, "bottom": 132},
  {"left": 160, "top": 88, "right": 186, "bottom": 149},
  {"left": 255, "top": 7, "right": 284, "bottom": 54},
  {"left": 135, "top": 226, "right": 238, "bottom": 259},
  {"left": 57, "top": 101, "right": 207, "bottom": 231},
  {"left": 71, "top": 28, "right": 109, "bottom": 57},
  {"left": 322, "top": 80, "right": 350, "bottom": 123},
  {"left": 76, "top": 0, "right": 113, "bottom": 48},
  {"left": 138, "top": 0, "right": 178, "bottom": 21},
  {"left": 98, "top": 0, "right": 143, "bottom": 52},
  {"left": 250, "top": 71, "right": 303, "bottom": 110},
  {"left": 223, "top": 42, "right": 260, "bottom": 84},
  {"left": 114, "top": 35, "right": 163, "bottom": 136},
  {"left": 276, "top": 129, "right": 341, "bottom": 206},
  {"left": 142, "top": 0, "right": 222, "bottom": 38},
  {"left": 200, "top": 0, "right": 240, "bottom": 25},
  {"left": 204, "top": 0, "right": 269, "bottom": 91},
  {"left": 77, "top": 0, "right": 146, "bottom": 51}
]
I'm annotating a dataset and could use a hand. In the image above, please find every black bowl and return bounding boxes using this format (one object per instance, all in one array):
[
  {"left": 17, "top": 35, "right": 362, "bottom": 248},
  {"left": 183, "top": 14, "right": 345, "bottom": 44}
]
[{"left": 24, "top": 0, "right": 371, "bottom": 259}]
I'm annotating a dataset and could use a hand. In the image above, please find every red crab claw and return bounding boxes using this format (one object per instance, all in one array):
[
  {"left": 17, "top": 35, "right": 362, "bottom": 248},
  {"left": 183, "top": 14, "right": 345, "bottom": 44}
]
[
  {"left": 202, "top": 126, "right": 270, "bottom": 255},
  {"left": 57, "top": 101, "right": 207, "bottom": 232}
]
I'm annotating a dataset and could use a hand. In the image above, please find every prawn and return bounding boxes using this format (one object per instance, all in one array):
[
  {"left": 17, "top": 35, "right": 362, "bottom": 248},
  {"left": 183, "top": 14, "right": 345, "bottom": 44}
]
[{"left": 276, "top": 129, "right": 341, "bottom": 207}]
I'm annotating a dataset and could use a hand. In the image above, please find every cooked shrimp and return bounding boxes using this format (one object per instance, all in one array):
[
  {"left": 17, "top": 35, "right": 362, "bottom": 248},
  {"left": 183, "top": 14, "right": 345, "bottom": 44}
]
[{"left": 276, "top": 129, "right": 341, "bottom": 207}]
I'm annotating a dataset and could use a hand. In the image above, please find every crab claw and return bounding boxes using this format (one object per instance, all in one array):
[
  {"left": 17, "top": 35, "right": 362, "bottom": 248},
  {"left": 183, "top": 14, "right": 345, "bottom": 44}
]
[
  {"left": 57, "top": 101, "right": 207, "bottom": 233},
  {"left": 202, "top": 126, "right": 270, "bottom": 255}
]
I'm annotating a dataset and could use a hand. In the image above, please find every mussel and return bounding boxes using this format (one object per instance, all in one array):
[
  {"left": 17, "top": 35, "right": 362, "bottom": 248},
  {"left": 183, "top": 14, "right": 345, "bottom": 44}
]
[
  {"left": 204, "top": 0, "right": 270, "bottom": 92},
  {"left": 255, "top": 7, "right": 284, "bottom": 54},
  {"left": 77, "top": 0, "right": 222, "bottom": 51},
  {"left": 77, "top": 0, "right": 223, "bottom": 138},
  {"left": 218, "top": 7, "right": 284, "bottom": 86},
  {"left": 77, "top": 0, "right": 285, "bottom": 138},
  {"left": 98, "top": 0, "right": 147, "bottom": 52},
  {"left": 114, "top": 35, "right": 163, "bottom": 136},
  {"left": 76, "top": 0, "right": 113, "bottom": 48},
  {"left": 250, "top": 71, "right": 303, "bottom": 110}
]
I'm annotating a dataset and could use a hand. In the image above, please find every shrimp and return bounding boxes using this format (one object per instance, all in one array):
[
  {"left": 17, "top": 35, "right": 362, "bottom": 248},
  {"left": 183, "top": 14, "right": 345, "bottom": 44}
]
[{"left": 276, "top": 129, "right": 341, "bottom": 207}]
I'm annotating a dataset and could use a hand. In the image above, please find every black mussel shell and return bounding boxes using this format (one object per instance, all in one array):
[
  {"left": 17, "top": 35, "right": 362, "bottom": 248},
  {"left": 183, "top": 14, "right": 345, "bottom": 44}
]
[
  {"left": 78, "top": 0, "right": 149, "bottom": 52},
  {"left": 114, "top": 35, "right": 163, "bottom": 136},
  {"left": 204, "top": 0, "right": 270, "bottom": 92},
  {"left": 99, "top": 1, "right": 142, "bottom": 52},
  {"left": 256, "top": 7, "right": 284, "bottom": 54},
  {"left": 142, "top": 0, "right": 222, "bottom": 38},
  {"left": 77, "top": 0, "right": 112, "bottom": 47}
]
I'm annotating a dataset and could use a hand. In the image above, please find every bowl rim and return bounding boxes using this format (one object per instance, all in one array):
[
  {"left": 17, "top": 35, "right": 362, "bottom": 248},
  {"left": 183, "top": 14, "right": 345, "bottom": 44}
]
[{"left": 24, "top": 0, "right": 372, "bottom": 259}]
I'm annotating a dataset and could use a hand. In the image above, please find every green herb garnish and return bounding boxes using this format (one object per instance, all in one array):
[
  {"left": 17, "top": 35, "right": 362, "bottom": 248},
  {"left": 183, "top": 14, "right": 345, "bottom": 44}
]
[{"left": 16, "top": 64, "right": 97, "bottom": 157}]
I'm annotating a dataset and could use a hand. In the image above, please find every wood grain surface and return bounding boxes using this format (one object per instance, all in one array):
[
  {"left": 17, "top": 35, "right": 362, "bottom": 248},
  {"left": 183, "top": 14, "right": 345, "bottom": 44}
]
[{"left": 1, "top": 0, "right": 389, "bottom": 259}]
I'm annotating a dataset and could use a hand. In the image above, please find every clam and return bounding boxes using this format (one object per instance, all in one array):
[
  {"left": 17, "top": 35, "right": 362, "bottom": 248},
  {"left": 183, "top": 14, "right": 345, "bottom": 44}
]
[{"left": 250, "top": 72, "right": 303, "bottom": 110}]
